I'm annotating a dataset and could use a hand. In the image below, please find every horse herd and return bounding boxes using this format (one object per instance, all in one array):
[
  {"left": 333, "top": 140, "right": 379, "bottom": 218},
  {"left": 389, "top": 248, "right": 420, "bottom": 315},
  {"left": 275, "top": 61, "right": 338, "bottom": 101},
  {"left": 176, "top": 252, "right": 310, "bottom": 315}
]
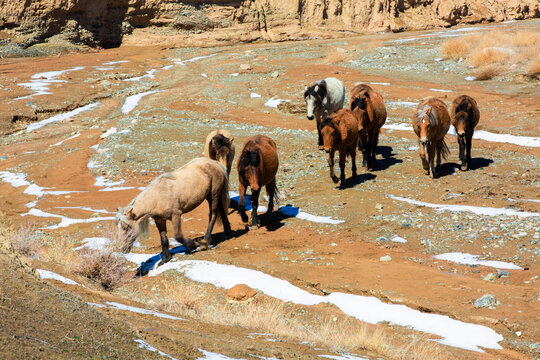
[{"left": 115, "top": 77, "right": 480, "bottom": 266}]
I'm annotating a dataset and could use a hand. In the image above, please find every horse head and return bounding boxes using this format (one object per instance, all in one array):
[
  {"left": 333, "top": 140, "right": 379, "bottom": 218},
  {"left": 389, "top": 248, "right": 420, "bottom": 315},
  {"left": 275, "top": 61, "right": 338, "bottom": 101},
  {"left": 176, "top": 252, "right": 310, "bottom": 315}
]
[
  {"left": 454, "top": 108, "right": 470, "bottom": 137},
  {"left": 352, "top": 105, "right": 369, "bottom": 151},
  {"left": 321, "top": 113, "right": 337, "bottom": 153},
  {"left": 240, "top": 147, "right": 261, "bottom": 191},
  {"left": 209, "top": 134, "right": 233, "bottom": 169},
  {"left": 304, "top": 82, "right": 327, "bottom": 120},
  {"left": 115, "top": 206, "right": 147, "bottom": 253},
  {"left": 415, "top": 106, "right": 435, "bottom": 146}
]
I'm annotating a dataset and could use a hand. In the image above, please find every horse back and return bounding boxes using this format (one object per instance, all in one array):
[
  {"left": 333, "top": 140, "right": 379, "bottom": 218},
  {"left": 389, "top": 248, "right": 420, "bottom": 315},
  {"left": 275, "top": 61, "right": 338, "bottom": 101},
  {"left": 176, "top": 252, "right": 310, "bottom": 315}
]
[
  {"left": 239, "top": 135, "right": 278, "bottom": 186},
  {"left": 421, "top": 97, "right": 451, "bottom": 137},
  {"left": 333, "top": 109, "right": 359, "bottom": 146}
]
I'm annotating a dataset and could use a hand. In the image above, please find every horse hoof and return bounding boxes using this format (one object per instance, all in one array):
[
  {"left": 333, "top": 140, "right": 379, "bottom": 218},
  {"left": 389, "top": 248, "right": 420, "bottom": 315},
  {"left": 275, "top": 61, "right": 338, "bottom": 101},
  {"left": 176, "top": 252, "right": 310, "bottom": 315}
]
[
  {"left": 460, "top": 164, "right": 468, "bottom": 171},
  {"left": 318, "top": 146, "right": 325, "bottom": 151},
  {"left": 331, "top": 176, "right": 339, "bottom": 184}
]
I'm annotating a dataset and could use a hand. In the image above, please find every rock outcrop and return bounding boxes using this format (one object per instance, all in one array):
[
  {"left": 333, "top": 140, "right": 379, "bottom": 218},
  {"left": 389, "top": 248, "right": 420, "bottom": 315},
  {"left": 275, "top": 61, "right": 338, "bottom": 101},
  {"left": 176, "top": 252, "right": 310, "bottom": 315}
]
[{"left": 0, "top": 0, "right": 538, "bottom": 48}]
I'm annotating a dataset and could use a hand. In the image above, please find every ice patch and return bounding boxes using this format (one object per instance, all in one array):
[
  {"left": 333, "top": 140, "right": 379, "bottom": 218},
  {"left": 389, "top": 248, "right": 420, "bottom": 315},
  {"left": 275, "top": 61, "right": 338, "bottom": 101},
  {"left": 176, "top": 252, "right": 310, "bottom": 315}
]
[
  {"left": 22, "top": 208, "right": 114, "bottom": 229},
  {"left": 197, "top": 349, "right": 244, "bottom": 360},
  {"left": 122, "top": 90, "right": 161, "bottom": 114},
  {"left": 26, "top": 103, "right": 99, "bottom": 132},
  {"left": 136, "top": 339, "right": 179, "bottom": 360},
  {"left": 73, "top": 237, "right": 112, "bottom": 251},
  {"left": 51, "top": 133, "right": 80, "bottom": 146},
  {"left": 15, "top": 66, "right": 85, "bottom": 100},
  {"left": 37, "top": 269, "right": 84, "bottom": 287},
  {"left": 231, "top": 73, "right": 239, "bottom": 77},
  {"left": 94, "top": 301, "right": 185, "bottom": 320},
  {"left": 434, "top": 252, "right": 522, "bottom": 270},
  {"left": 148, "top": 260, "right": 503, "bottom": 352},
  {"left": 123, "top": 69, "right": 157, "bottom": 82},
  {"left": 389, "top": 195, "right": 538, "bottom": 218},
  {"left": 465, "top": 76, "right": 477, "bottom": 81},
  {"left": 264, "top": 97, "right": 291, "bottom": 108},
  {"left": 162, "top": 65, "right": 173, "bottom": 70},
  {"left": 250, "top": 92, "right": 261, "bottom": 98}
]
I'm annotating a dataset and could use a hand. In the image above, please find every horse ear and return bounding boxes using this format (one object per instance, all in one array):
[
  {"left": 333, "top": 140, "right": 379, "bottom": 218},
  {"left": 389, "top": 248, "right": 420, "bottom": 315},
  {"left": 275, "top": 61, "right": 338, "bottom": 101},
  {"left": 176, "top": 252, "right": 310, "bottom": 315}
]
[
  {"left": 126, "top": 208, "right": 135, "bottom": 220},
  {"left": 426, "top": 108, "right": 432, "bottom": 115},
  {"left": 467, "top": 103, "right": 472, "bottom": 110}
]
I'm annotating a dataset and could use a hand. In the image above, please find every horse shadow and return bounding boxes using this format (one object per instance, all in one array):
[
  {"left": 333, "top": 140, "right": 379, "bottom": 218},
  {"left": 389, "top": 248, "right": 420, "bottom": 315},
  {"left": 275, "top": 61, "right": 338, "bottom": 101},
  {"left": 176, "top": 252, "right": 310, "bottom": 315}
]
[
  {"left": 229, "top": 193, "right": 301, "bottom": 232},
  {"left": 339, "top": 173, "right": 377, "bottom": 189},
  {"left": 374, "top": 145, "right": 402, "bottom": 171},
  {"left": 469, "top": 157, "right": 494, "bottom": 170}
]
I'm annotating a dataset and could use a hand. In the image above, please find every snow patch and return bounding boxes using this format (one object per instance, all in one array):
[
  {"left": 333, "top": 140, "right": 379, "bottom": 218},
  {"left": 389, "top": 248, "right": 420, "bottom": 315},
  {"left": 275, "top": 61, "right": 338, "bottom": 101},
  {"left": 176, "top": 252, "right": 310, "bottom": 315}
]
[
  {"left": 22, "top": 208, "right": 114, "bottom": 229},
  {"left": 197, "top": 349, "right": 245, "bottom": 360},
  {"left": 390, "top": 235, "right": 407, "bottom": 243},
  {"left": 15, "top": 66, "right": 85, "bottom": 100},
  {"left": 389, "top": 195, "right": 538, "bottom": 218},
  {"left": 73, "top": 237, "right": 112, "bottom": 251},
  {"left": 94, "top": 176, "right": 125, "bottom": 187},
  {"left": 123, "top": 69, "right": 157, "bottom": 82},
  {"left": 264, "top": 97, "right": 291, "bottom": 108},
  {"left": 26, "top": 103, "right": 99, "bottom": 132},
  {"left": 250, "top": 92, "right": 262, "bottom": 98},
  {"left": 94, "top": 301, "right": 185, "bottom": 320},
  {"left": 122, "top": 90, "right": 161, "bottom": 114},
  {"left": 429, "top": 88, "right": 452, "bottom": 93},
  {"left": 433, "top": 252, "right": 522, "bottom": 270},
  {"left": 136, "top": 339, "right": 179, "bottom": 360},
  {"left": 37, "top": 269, "right": 84, "bottom": 287},
  {"left": 51, "top": 133, "right": 80, "bottom": 146}
]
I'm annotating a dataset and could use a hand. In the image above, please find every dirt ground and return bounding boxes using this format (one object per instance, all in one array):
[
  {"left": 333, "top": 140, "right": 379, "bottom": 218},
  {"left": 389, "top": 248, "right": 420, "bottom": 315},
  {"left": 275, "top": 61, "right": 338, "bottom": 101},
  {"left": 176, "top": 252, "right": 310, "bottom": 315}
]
[{"left": 0, "top": 19, "right": 539, "bottom": 360}]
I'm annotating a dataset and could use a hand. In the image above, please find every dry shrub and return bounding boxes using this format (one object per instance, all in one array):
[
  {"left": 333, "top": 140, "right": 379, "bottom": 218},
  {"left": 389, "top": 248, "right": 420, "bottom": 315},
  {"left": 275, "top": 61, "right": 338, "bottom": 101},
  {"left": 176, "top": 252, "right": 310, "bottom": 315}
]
[
  {"left": 471, "top": 65, "right": 503, "bottom": 80},
  {"left": 7, "top": 223, "right": 45, "bottom": 259},
  {"left": 322, "top": 49, "right": 351, "bottom": 64},
  {"left": 74, "top": 250, "right": 129, "bottom": 290},
  {"left": 511, "top": 31, "right": 540, "bottom": 47},
  {"left": 441, "top": 38, "right": 471, "bottom": 60},
  {"left": 469, "top": 47, "right": 512, "bottom": 67},
  {"left": 43, "top": 235, "right": 78, "bottom": 264}
]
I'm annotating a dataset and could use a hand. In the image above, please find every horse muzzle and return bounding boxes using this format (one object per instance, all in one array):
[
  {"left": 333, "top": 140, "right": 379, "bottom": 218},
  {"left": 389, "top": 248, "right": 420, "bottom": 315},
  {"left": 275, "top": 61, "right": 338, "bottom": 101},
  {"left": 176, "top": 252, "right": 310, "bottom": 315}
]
[{"left": 307, "top": 115, "right": 314, "bottom": 120}]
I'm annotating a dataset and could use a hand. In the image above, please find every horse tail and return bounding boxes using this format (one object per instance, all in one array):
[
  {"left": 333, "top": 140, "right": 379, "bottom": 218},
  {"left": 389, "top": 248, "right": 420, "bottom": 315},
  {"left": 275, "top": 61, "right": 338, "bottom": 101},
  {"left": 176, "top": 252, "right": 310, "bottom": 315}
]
[
  {"left": 440, "top": 138, "right": 450, "bottom": 160},
  {"left": 271, "top": 181, "right": 280, "bottom": 207},
  {"left": 138, "top": 215, "right": 150, "bottom": 241}
]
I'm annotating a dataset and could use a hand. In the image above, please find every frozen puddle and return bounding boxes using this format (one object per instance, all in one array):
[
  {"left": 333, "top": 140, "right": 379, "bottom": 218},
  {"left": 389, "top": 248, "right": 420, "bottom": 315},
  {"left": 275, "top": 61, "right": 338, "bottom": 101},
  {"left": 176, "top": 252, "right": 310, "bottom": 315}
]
[
  {"left": 136, "top": 339, "right": 179, "bottom": 360},
  {"left": 15, "top": 66, "right": 85, "bottom": 100},
  {"left": 264, "top": 97, "right": 291, "bottom": 108},
  {"left": 434, "top": 252, "right": 522, "bottom": 270},
  {"left": 148, "top": 260, "right": 503, "bottom": 352},
  {"left": 26, "top": 103, "right": 99, "bottom": 132},
  {"left": 389, "top": 195, "right": 538, "bottom": 218},
  {"left": 122, "top": 90, "right": 161, "bottom": 114},
  {"left": 37, "top": 269, "right": 85, "bottom": 287},
  {"left": 229, "top": 192, "right": 344, "bottom": 224},
  {"left": 22, "top": 208, "right": 114, "bottom": 229},
  {"left": 90, "top": 301, "right": 185, "bottom": 321}
]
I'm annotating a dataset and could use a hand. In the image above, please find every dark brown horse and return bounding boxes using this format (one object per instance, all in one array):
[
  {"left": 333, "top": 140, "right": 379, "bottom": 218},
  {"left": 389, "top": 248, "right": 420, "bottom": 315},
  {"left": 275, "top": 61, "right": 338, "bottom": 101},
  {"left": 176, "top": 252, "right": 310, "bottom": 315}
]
[
  {"left": 350, "top": 84, "right": 387, "bottom": 170},
  {"left": 450, "top": 95, "right": 480, "bottom": 171},
  {"left": 204, "top": 129, "right": 235, "bottom": 175},
  {"left": 237, "top": 135, "right": 279, "bottom": 227},
  {"left": 321, "top": 109, "right": 358, "bottom": 188},
  {"left": 413, "top": 98, "right": 451, "bottom": 178}
]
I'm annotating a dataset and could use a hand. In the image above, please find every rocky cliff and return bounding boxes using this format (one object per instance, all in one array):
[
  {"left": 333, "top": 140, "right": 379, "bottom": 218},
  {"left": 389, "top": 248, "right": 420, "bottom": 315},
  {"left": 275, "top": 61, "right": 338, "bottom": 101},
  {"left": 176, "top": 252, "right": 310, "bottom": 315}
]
[{"left": 1, "top": 0, "right": 539, "bottom": 48}]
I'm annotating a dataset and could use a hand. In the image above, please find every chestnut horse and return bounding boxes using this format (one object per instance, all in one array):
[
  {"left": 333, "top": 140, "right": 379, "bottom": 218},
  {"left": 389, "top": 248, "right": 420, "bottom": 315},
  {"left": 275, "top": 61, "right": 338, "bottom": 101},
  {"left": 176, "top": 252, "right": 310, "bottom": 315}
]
[
  {"left": 237, "top": 135, "right": 279, "bottom": 227},
  {"left": 116, "top": 158, "right": 231, "bottom": 265},
  {"left": 413, "top": 98, "right": 450, "bottom": 178},
  {"left": 321, "top": 109, "right": 359, "bottom": 188},
  {"left": 350, "top": 84, "right": 387, "bottom": 170},
  {"left": 450, "top": 95, "right": 480, "bottom": 171},
  {"left": 204, "top": 129, "right": 235, "bottom": 175}
]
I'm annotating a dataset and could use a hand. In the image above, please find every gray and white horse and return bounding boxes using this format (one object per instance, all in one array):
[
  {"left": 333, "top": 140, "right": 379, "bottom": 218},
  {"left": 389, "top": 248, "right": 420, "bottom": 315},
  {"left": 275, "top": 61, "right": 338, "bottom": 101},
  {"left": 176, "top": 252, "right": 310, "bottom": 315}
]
[{"left": 304, "top": 77, "right": 345, "bottom": 147}]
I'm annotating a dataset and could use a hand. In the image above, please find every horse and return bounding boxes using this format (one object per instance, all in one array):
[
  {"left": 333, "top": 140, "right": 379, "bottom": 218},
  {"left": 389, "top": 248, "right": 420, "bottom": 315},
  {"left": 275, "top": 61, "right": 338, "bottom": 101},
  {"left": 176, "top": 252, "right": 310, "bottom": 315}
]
[
  {"left": 412, "top": 98, "right": 451, "bottom": 178},
  {"left": 115, "top": 157, "right": 231, "bottom": 266},
  {"left": 350, "top": 84, "right": 387, "bottom": 170},
  {"left": 237, "top": 134, "right": 279, "bottom": 227},
  {"left": 321, "top": 108, "right": 359, "bottom": 188},
  {"left": 450, "top": 95, "right": 480, "bottom": 171},
  {"left": 304, "top": 77, "right": 345, "bottom": 148},
  {"left": 204, "top": 129, "right": 235, "bottom": 175}
]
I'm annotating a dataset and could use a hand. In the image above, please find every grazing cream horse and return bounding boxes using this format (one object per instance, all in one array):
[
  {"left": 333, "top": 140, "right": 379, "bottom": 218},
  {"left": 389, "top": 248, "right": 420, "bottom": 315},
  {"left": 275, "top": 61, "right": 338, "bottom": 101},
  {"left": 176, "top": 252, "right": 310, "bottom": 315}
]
[
  {"left": 204, "top": 129, "right": 235, "bottom": 175},
  {"left": 116, "top": 157, "right": 231, "bottom": 265}
]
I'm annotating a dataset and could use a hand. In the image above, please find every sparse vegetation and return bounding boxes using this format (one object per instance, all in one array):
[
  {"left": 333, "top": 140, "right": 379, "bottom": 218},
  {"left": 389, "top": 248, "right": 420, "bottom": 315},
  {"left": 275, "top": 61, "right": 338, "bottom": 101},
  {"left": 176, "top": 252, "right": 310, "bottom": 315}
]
[
  {"left": 7, "top": 223, "right": 45, "bottom": 259},
  {"left": 441, "top": 30, "right": 540, "bottom": 81},
  {"left": 74, "top": 249, "right": 129, "bottom": 290}
]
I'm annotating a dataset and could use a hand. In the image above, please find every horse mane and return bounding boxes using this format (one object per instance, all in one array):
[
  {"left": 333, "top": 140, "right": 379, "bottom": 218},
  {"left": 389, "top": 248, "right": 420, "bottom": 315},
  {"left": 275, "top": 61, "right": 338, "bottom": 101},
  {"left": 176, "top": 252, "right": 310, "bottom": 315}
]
[
  {"left": 351, "top": 96, "right": 367, "bottom": 111},
  {"left": 416, "top": 105, "right": 437, "bottom": 125},
  {"left": 239, "top": 147, "right": 260, "bottom": 169},
  {"left": 304, "top": 81, "right": 327, "bottom": 104},
  {"left": 212, "top": 133, "right": 231, "bottom": 148}
]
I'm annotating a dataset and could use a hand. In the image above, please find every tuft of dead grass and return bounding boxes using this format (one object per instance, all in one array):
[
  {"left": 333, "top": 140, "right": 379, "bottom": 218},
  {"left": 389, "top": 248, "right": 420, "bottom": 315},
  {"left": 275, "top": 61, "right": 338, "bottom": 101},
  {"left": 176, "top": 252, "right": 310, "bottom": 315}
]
[
  {"left": 151, "top": 281, "right": 448, "bottom": 359},
  {"left": 74, "top": 249, "right": 129, "bottom": 290},
  {"left": 471, "top": 65, "right": 503, "bottom": 80},
  {"left": 441, "top": 29, "right": 540, "bottom": 81},
  {"left": 7, "top": 223, "right": 45, "bottom": 259}
]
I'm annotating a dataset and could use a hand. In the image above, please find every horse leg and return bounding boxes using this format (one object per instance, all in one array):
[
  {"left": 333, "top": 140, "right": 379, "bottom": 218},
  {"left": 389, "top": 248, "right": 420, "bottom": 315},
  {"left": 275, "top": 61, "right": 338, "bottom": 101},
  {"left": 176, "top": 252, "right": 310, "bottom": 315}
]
[
  {"left": 251, "top": 189, "right": 261, "bottom": 228},
  {"left": 457, "top": 135, "right": 466, "bottom": 170},
  {"left": 465, "top": 133, "right": 473, "bottom": 171},
  {"left": 428, "top": 144, "right": 437, "bottom": 179},
  {"left": 155, "top": 218, "right": 172, "bottom": 265},
  {"left": 316, "top": 115, "right": 323, "bottom": 148},
  {"left": 419, "top": 141, "right": 429, "bottom": 175},
  {"left": 436, "top": 142, "right": 442, "bottom": 171},
  {"left": 328, "top": 149, "right": 339, "bottom": 184},
  {"left": 350, "top": 145, "right": 357, "bottom": 177},
  {"left": 218, "top": 190, "right": 231, "bottom": 233},
  {"left": 266, "top": 179, "right": 276, "bottom": 213},
  {"left": 171, "top": 211, "right": 195, "bottom": 252},
  {"left": 201, "top": 196, "right": 219, "bottom": 250},
  {"left": 370, "top": 133, "right": 379, "bottom": 170},
  {"left": 338, "top": 149, "right": 346, "bottom": 188},
  {"left": 238, "top": 182, "right": 249, "bottom": 224}
]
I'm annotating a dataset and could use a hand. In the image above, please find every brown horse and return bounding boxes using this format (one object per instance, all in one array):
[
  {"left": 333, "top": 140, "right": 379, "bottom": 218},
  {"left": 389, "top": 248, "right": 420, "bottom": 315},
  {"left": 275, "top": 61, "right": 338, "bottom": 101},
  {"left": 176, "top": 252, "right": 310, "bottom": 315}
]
[
  {"left": 350, "top": 84, "right": 387, "bottom": 170},
  {"left": 237, "top": 135, "right": 279, "bottom": 227},
  {"left": 412, "top": 98, "right": 451, "bottom": 178},
  {"left": 450, "top": 95, "right": 480, "bottom": 171},
  {"left": 116, "top": 158, "right": 231, "bottom": 265},
  {"left": 204, "top": 129, "right": 235, "bottom": 175},
  {"left": 321, "top": 109, "right": 358, "bottom": 188}
]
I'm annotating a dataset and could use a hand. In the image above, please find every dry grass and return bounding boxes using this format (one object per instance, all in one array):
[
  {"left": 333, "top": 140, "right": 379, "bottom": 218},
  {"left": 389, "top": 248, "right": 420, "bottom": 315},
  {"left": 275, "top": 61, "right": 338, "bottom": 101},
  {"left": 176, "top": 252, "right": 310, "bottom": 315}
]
[
  {"left": 151, "top": 282, "right": 449, "bottom": 359},
  {"left": 527, "top": 58, "right": 540, "bottom": 78},
  {"left": 471, "top": 65, "right": 503, "bottom": 80},
  {"left": 322, "top": 48, "right": 352, "bottom": 65},
  {"left": 74, "top": 249, "right": 129, "bottom": 290},
  {"left": 7, "top": 223, "right": 45, "bottom": 259},
  {"left": 441, "top": 29, "right": 540, "bottom": 80}
]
